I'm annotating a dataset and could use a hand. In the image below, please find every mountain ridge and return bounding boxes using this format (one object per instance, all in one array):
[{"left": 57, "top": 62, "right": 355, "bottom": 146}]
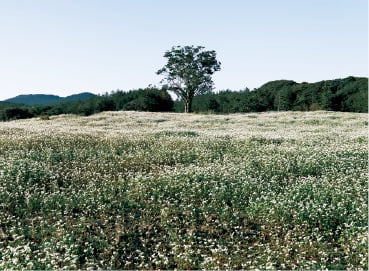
[{"left": 4, "top": 92, "right": 96, "bottom": 106}]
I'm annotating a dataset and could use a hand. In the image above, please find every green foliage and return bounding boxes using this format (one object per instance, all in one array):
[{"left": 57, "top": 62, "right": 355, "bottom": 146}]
[
  {"left": 0, "top": 107, "right": 34, "bottom": 121},
  {"left": 0, "top": 77, "right": 367, "bottom": 121},
  {"left": 157, "top": 45, "right": 221, "bottom": 113},
  {"left": 179, "top": 77, "right": 367, "bottom": 113},
  {"left": 0, "top": 88, "right": 174, "bottom": 121},
  {"left": 119, "top": 88, "right": 174, "bottom": 112}
]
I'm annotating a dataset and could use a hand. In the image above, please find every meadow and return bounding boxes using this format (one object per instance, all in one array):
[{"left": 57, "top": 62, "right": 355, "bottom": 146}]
[{"left": 0, "top": 111, "right": 367, "bottom": 269}]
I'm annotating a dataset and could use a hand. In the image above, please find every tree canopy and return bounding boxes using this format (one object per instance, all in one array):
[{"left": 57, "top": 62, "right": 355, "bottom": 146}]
[{"left": 157, "top": 45, "right": 221, "bottom": 113}]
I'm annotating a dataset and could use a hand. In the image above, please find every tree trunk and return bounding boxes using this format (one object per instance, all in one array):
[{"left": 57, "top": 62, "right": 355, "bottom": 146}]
[{"left": 184, "top": 98, "right": 192, "bottom": 113}]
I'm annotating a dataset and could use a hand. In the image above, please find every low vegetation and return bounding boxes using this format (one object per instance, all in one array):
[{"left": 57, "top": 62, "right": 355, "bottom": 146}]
[{"left": 0, "top": 111, "right": 367, "bottom": 269}]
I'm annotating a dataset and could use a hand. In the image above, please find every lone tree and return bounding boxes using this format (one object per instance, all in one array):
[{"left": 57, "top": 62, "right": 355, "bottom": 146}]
[{"left": 157, "top": 45, "right": 221, "bottom": 113}]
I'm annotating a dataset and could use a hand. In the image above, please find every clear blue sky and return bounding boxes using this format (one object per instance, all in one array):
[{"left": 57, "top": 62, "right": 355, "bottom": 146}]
[{"left": 0, "top": 0, "right": 367, "bottom": 100}]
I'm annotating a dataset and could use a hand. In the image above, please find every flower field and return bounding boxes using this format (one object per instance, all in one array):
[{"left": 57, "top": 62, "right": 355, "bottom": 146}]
[{"left": 0, "top": 111, "right": 367, "bottom": 269}]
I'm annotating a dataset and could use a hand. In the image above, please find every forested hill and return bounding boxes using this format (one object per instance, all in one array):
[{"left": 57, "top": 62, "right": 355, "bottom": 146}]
[
  {"left": 5, "top": 92, "right": 95, "bottom": 106},
  {"left": 188, "top": 76, "right": 368, "bottom": 113},
  {"left": 0, "top": 76, "right": 367, "bottom": 121}
]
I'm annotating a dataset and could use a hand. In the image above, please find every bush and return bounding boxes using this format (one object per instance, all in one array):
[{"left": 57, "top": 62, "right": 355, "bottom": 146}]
[
  {"left": 2, "top": 107, "right": 34, "bottom": 121},
  {"left": 39, "top": 115, "right": 50, "bottom": 120}
]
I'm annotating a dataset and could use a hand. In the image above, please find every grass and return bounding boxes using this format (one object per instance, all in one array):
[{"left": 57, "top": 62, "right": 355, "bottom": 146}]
[{"left": 0, "top": 111, "right": 367, "bottom": 269}]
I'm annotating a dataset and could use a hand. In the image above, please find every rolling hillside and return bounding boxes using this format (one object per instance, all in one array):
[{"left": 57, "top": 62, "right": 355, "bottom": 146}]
[{"left": 4, "top": 92, "right": 96, "bottom": 106}]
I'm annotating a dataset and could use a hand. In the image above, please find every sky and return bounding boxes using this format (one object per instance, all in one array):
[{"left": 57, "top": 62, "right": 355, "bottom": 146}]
[{"left": 0, "top": 0, "right": 367, "bottom": 100}]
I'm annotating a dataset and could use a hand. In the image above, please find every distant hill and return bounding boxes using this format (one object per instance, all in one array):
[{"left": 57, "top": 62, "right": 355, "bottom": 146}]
[{"left": 4, "top": 92, "right": 96, "bottom": 106}]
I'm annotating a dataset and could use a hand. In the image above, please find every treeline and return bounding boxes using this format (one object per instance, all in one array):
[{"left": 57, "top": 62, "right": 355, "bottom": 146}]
[
  {"left": 1, "top": 76, "right": 367, "bottom": 121},
  {"left": 184, "top": 76, "right": 368, "bottom": 113},
  {"left": 0, "top": 88, "right": 173, "bottom": 121}
]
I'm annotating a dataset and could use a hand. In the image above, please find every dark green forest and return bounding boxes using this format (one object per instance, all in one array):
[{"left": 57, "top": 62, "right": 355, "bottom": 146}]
[
  {"left": 1, "top": 76, "right": 367, "bottom": 121},
  {"left": 187, "top": 76, "right": 368, "bottom": 113}
]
